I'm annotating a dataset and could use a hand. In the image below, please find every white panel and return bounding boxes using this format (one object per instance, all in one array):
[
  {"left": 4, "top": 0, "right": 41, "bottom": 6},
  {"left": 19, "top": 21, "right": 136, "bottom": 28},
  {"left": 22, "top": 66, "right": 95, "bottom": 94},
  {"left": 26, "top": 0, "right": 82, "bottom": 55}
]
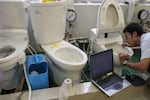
[
  {"left": 71, "top": 3, "right": 128, "bottom": 38},
  {"left": 30, "top": 1, "right": 66, "bottom": 44},
  {"left": 0, "top": 0, "right": 26, "bottom": 29}
]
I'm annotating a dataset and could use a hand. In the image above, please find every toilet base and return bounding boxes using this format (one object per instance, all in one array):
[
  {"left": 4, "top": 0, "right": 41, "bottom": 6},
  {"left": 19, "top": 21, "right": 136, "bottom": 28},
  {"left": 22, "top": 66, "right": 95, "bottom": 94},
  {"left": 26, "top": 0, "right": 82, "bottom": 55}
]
[
  {"left": 46, "top": 56, "right": 82, "bottom": 86},
  {"left": 0, "top": 52, "right": 26, "bottom": 90},
  {"left": 0, "top": 63, "right": 24, "bottom": 90}
]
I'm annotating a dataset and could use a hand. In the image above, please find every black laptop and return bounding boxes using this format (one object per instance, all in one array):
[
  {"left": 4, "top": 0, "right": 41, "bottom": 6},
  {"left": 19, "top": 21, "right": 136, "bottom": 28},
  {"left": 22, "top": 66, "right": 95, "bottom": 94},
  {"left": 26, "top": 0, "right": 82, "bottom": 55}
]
[{"left": 90, "top": 49, "right": 124, "bottom": 92}]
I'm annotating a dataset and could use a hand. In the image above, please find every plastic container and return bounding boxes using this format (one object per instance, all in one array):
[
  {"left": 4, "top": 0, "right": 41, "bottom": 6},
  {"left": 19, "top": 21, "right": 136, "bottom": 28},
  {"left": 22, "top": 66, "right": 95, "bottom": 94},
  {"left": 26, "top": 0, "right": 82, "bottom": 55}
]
[{"left": 26, "top": 54, "right": 49, "bottom": 90}]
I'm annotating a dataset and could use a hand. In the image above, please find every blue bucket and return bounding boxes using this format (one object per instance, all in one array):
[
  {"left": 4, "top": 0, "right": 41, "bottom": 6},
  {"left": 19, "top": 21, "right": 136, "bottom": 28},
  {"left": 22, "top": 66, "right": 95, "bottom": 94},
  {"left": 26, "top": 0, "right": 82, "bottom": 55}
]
[{"left": 26, "top": 54, "right": 49, "bottom": 90}]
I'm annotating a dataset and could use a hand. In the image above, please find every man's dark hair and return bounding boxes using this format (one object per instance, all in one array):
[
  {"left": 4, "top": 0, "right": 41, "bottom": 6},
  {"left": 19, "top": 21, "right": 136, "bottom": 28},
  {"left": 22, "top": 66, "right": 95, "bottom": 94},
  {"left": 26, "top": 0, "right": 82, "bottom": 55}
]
[{"left": 123, "top": 23, "right": 144, "bottom": 36}]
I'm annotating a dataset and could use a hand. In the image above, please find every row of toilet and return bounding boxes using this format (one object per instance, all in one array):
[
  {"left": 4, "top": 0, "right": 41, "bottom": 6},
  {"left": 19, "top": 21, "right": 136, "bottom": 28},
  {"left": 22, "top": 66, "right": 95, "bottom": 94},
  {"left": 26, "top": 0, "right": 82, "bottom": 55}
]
[
  {"left": 0, "top": 0, "right": 87, "bottom": 90},
  {"left": 0, "top": 0, "right": 134, "bottom": 90}
]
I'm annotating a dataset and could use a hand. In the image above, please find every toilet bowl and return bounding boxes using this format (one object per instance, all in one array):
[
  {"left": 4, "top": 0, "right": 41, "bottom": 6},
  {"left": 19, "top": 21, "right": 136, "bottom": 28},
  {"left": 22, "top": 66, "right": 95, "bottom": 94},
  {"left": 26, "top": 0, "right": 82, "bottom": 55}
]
[
  {"left": 90, "top": 32, "right": 133, "bottom": 66},
  {"left": 0, "top": 0, "right": 28, "bottom": 90},
  {"left": 29, "top": 1, "right": 87, "bottom": 85},
  {"left": 94, "top": 42, "right": 133, "bottom": 66},
  {"left": 0, "top": 29, "right": 28, "bottom": 90},
  {"left": 0, "top": 29, "right": 28, "bottom": 71},
  {"left": 42, "top": 40, "right": 87, "bottom": 85},
  {"left": 90, "top": 0, "right": 133, "bottom": 66}
]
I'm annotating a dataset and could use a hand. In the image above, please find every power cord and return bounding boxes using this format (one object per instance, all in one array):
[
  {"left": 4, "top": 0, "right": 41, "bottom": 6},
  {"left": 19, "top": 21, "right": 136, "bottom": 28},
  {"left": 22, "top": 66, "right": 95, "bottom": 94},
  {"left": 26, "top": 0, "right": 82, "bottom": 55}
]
[{"left": 23, "top": 64, "right": 31, "bottom": 100}]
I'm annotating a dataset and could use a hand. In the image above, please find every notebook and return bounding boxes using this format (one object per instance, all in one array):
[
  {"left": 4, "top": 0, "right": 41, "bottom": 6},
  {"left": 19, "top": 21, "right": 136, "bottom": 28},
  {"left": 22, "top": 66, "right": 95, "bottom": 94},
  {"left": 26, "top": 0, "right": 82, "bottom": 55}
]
[{"left": 90, "top": 49, "right": 130, "bottom": 96}]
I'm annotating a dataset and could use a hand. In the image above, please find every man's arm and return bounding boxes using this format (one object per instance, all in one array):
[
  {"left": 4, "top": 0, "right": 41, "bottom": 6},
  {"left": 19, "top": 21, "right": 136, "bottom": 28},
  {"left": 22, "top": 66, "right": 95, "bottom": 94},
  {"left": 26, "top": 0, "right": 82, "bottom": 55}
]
[
  {"left": 126, "top": 58, "right": 150, "bottom": 71},
  {"left": 130, "top": 46, "right": 141, "bottom": 50}
]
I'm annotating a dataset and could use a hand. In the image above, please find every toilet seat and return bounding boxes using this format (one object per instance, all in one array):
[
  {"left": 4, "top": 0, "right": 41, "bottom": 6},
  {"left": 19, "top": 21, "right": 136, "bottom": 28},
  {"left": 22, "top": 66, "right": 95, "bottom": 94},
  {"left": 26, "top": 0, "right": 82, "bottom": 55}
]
[
  {"left": 41, "top": 40, "right": 87, "bottom": 71},
  {"left": 96, "top": 0, "right": 124, "bottom": 35},
  {"left": 0, "top": 29, "right": 28, "bottom": 71}
]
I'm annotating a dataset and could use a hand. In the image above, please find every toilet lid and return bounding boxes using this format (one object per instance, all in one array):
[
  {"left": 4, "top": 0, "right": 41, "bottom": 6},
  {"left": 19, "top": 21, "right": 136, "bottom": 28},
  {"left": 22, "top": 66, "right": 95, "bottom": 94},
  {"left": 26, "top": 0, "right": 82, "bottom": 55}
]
[{"left": 96, "top": 0, "right": 124, "bottom": 34}]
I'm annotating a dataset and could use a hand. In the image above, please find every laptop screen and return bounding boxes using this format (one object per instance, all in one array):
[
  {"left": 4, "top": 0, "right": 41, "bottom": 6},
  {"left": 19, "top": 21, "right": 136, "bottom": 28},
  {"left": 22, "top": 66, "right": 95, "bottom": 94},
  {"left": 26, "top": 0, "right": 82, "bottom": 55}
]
[{"left": 90, "top": 49, "right": 113, "bottom": 80}]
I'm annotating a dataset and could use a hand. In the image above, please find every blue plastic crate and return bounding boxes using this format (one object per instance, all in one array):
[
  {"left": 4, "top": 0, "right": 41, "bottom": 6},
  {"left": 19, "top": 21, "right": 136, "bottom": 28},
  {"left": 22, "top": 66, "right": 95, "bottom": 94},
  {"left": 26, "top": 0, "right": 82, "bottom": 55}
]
[{"left": 26, "top": 54, "right": 49, "bottom": 90}]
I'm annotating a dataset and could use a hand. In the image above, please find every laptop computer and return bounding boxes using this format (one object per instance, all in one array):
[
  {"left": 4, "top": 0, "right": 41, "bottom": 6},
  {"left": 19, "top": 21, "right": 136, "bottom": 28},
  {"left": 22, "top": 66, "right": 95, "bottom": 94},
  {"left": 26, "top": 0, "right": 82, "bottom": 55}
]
[{"left": 90, "top": 49, "right": 130, "bottom": 96}]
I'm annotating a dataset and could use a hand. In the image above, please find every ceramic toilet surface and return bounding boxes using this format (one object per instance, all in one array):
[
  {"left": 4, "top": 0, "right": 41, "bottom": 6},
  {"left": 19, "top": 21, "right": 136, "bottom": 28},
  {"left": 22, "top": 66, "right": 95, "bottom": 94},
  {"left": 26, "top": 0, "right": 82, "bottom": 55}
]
[
  {"left": 0, "top": 45, "right": 15, "bottom": 59},
  {"left": 29, "top": 1, "right": 87, "bottom": 85},
  {"left": 29, "top": 1, "right": 66, "bottom": 45},
  {"left": 0, "top": 0, "right": 28, "bottom": 65},
  {"left": 55, "top": 47, "right": 83, "bottom": 64},
  {"left": 42, "top": 40, "right": 88, "bottom": 85},
  {"left": 90, "top": 0, "right": 133, "bottom": 66},
  {"left": 0, "top": 0, "right": 28, "bottom": 90},
  {"left": 96, "top": 0, "right": 124, "bottom": 34},
  {"left": 41, "top": 40, "right": 88, "bottom": 71},
  {"left": 93, "top": 34, "right": 133, "bottom": 58},
  {"left": 0, "top": 29, "right": 28, "bottom": 70},
  {"left": 93, "top": 40, "right": 133, "bottom": 66},
  {"left": 105, "top": 43, "right": 133, "bottom": 57},
  {"left": 105, "top": 43, "right": 133, "bottom": 66}
]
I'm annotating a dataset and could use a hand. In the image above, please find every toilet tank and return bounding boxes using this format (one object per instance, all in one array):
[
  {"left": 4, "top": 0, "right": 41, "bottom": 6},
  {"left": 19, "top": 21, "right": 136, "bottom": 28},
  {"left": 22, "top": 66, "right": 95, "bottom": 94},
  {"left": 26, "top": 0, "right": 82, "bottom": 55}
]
[
  {"left": 0, "top": 0, "right": 26, "bottom": 29},
  {"left": 29, "top": 1, "right": 66, "bottom": 45}
]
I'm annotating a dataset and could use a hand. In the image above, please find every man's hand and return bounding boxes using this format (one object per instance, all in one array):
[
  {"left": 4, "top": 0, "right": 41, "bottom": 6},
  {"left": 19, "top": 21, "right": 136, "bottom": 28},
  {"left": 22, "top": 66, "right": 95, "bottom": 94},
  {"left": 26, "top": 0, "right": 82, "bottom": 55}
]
[
  {"left": 122, "top": 42, "right": 130, "bottom": 47},
  {"left": 119, "top": 53, "right": 130, "bottom": 64}
]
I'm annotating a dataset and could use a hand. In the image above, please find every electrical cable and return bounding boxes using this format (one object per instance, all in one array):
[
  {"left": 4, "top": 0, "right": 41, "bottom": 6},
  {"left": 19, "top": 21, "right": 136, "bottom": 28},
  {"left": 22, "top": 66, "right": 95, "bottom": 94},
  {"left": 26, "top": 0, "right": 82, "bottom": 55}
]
[
  {"left": 27, "top": 45, "right": 37, "bottom": 55},
  {"left": 83, "top": 42, "right": 86, "bottom": 52},
  {"left": 86, "top": 40, "right": 93, "bottom": 55},
  {"left": 23, "top": 64, "right": 31, "bottom": 100},
  {"left": 81, "top": 71, "right": 91, "bottom": 82},
  {"left": 28, "top": 45, "right": 37, "bottom": 54},
  {"left": 27, "top": 47, "right": 33, "bottom": 55}
]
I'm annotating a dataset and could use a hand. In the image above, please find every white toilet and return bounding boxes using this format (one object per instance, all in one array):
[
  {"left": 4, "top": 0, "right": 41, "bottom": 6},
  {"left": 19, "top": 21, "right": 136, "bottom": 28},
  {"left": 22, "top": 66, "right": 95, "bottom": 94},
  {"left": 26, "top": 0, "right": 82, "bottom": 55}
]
[
  {"left": 29, "top": 1, "right": 87, "bottom": 85},
  {"left": 90, "top": 0, "right": 133, "bottom": 67},
  {"left": 0, "top": 0, "right": 28, "bottom": 90}
]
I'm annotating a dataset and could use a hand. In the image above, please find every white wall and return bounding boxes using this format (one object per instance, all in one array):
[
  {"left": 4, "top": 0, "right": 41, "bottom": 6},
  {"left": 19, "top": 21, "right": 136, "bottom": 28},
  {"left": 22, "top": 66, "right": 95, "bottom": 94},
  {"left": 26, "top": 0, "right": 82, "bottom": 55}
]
[
  {"left": 69, "top": 3, "right": 150, "bottom": 38},
  {"left": 70, "top": 3, "right": 128, "bottom": 38},
  {"left": 71, "top": 4, "right": 100, "bottom": 38}
]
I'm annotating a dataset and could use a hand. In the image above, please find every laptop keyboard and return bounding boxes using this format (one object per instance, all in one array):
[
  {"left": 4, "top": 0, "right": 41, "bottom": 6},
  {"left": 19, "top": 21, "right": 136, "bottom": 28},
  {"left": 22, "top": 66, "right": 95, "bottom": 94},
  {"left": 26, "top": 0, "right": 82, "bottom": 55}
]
[{"left": 97, "top": 74, "right": 123, "bottom": 89}]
